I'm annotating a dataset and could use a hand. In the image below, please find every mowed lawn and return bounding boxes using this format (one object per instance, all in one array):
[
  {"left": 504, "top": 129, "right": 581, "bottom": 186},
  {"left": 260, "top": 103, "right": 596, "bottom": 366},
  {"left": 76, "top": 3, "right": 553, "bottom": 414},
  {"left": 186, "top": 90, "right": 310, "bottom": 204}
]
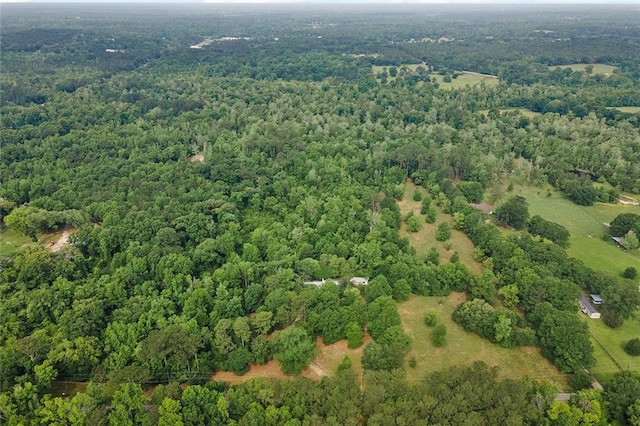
[
  {"left": 398, "top": 295, "right": 569, "bottom": 388},
  {"left": 585, "top": 315, "right": 640, "bottom": 384},
  {"left": 511, "top": 185, "right": 640, "bottom": 277},
  {"left": 397, "top": 181, "right": 482, "bottom": 273}
]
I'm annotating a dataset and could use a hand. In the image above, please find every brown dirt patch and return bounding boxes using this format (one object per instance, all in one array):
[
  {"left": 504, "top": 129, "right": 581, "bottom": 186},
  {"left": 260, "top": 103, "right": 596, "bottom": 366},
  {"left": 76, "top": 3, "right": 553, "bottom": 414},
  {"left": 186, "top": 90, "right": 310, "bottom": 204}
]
[
  {"left": 448, "top": 291, "right": 467, "bottom": 306},
  {"left": 187, "top": 153, "right": 204, "bottom": 163},
  {"left": 49, "top": 228, "right": 73, "bottom": 252},
  {"left": 212, "top": 334, "right": 372, "bottom": 386}
]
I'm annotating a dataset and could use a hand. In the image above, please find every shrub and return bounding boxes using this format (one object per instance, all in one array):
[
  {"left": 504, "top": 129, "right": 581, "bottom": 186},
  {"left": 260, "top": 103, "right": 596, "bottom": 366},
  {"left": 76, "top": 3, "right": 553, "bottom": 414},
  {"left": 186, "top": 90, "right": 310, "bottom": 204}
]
[
  {"left": 425, "top": 207, "right": 437, "bottom": 223},
  {"left": 431, "top": 324, "right": 447, "bottom": 347},
  {"left": 624, "top": 338, "right": 640, "bottom": 356},
  {"left": 413, "top": 189, "right": 422, "bottom": 201},
  {"left": 420, "top": 197, "right": 431, "bottom": 214},
  {"left": 623, "top": 266, "right": 637, "bottom": 280},
  {"left": 407, "top": 214, "right": 423, "bottom": 232},
  {"left": 571, "top": 371, "right": 593, "bottom": 390},
  {"left": 436, "top": 222, "right": 451, "bottom": 241},
  {"left": 409, "top": 357, "right": 417, "bottom": 368},
  {"left": 424, "top": 311, "right": 439, "bottom": 327}
]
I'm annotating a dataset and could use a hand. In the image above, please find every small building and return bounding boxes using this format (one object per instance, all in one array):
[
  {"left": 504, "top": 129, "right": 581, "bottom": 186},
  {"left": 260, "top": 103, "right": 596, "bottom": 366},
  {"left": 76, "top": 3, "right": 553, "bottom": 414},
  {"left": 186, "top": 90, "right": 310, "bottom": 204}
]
[
  {"left": 580, "top": 295, "right": 601, "bottom": 319},
  {"left": 350, "top": 277, "right": 369, "bottom": 286},
  {"left": 612, "top": 236, "right": 625, "bottom": 249},
  {"left": 470, "top": 203, "right": 493, "bottom": 214},
  {"left": 590, "top": 294, "right": 603, "bottom": 305},
  {"left": 303, "top": 278, "right": 340, "bottom": 287}
]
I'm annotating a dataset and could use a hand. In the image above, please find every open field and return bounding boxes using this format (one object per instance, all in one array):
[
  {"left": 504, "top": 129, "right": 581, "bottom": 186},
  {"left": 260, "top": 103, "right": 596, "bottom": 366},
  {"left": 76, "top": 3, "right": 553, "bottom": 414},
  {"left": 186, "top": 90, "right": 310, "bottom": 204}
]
[
  {"left": 551, "top": 63, "right": 617, "bottom": 75},
  {"left": 511, "top": 185, "right": 640, "bottom": 276},
  {"left": 399, "top": 294, "right": 569, "bottom": 387},
  {"left": 212, "top": 334, "right": 371, "bottom": 385},
  {"left": 398, "top": 181, "right": 482, "bottom": 273},
  {"left": 585, "top": 315, "right": 640, "bottom": 384},
  {"left": 608, "top": 106, "right": 640, "bottom": 114},
  {"left": 372, "top": 63, "right": 425, "bottom": 82},
  {"left": 431, "top": 72, "right": 500, "bottom": 89},
  {"left": 0, "top": 227, "right": 32, "bottom": 256}
]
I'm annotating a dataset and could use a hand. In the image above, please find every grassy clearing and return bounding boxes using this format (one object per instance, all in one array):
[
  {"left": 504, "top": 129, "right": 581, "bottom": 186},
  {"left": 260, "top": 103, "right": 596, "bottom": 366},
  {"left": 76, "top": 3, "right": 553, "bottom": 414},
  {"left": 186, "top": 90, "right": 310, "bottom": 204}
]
[
  {"left": 510, "top": 185, "right": 640, "bottom": 276},
  {"left": 397, "top": 181, "right": 482, "bottom": 273},
  {"left": 431, "top": 72, "right": 499, "bottom": 90},
  {"left": 372, "top": 63, "right": 425, "bottom": 82},
  {"left": 585, "top": 315, "right": 640, "bottom": 384},
  {"left": 0, "top": 227, "right": 32, "bottom": 256},
  {"left": 608, "top": 106, "right": 640, "bottom": 114},
  {"left": 552, "top": 63, "right": 617, "bottom": 75},
  {"left": 399, "top": 294, "right": 569, "bottom": 387},
  {"left": 212, "top": 334, "right": 371, "bottom": 385}
]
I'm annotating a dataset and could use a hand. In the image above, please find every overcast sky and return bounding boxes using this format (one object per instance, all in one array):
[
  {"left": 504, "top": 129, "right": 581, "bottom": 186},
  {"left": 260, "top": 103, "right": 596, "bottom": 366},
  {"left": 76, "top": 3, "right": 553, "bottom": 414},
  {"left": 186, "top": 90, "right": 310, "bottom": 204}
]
[{"left": 1, "top": 0, "right": 637, "bottom": 3}]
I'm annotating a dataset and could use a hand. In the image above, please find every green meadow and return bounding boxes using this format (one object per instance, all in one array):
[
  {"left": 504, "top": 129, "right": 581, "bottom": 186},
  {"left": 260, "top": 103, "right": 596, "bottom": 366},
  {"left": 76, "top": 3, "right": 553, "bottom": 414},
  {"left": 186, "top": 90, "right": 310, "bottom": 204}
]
[
  {"left": 0, "top": 227, "right": 32, "bottom": 257},
  {"left": 511, "top": 185, "right": 640, "bottom": 277},
  {"left": 398, "top": 295, "right": 569, "bottom": 387},
  {"left": 551, "top": 63, "right": 617, "bottom": 75}
]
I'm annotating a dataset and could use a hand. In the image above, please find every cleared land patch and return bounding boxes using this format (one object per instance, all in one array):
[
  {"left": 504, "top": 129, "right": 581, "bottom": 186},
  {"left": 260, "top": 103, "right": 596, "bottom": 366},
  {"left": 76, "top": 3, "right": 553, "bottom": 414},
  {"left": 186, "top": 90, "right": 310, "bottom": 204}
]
[
  {"left": 608, "top": 106, "right": 640, "bottom": 114},
  {"left": 585, "top": 315, "right": 640, "bottom": 384},
  {"left": 0, "top": 227, "right": 32, "bottom": 257},
  {"left": 511, "top": 185, "right": 640, "bottom": 276},
  {"left": 398, "top": 180, "right": 482, "bottom": 273},
  {"left": 399, "top": 295, "right": 568, "bottom": 387},
  {"left": 551, "top": 63, "right": 617, "bottom": 75},
  {"left": 212, "top": 334, "right": 370, "bottom": 385},
  {"left": 431, "top": 72, "right": 499, "bottom": 89}
]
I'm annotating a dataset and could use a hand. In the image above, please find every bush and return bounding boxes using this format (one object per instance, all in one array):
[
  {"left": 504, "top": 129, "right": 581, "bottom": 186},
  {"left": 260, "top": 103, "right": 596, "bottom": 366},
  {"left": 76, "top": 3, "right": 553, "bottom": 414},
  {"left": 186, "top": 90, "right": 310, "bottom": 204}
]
[
  {"left": 603, "top": 311, "right": 624, "bottom": 328},
  {"left": 409, "top": 357, "right": 417, "bottom": 368},
  {"left": 425, "top": 207, "right": 437, "bottom": 223},
  {"left": 420, "top": 197, "right": 431, "bottom": 214},
  {"left": 407, "top": 214, "right": 423, "bottom": 232},
  {"left": 623, "top": 266, "right": 638, "bottom": 280},
  {"left": 624, "top": 338, "right": 640, "bottom": 356},
  {"left": 436, "top": 222, "right": 451, "bottom": 241},
  {"left": 431, "top": 324, "right": 447, "bottom": 347},
  {"left": 424, "top": 311, "right": 439, "bottom": 327},
  {"left": 513, "top": 328, "right": 537, "bottom": 347},
  {"left": 571, "top": 370, "right": 593, "bottom": 390},
  {"left": 413, "top": 189, "right": 422, "bottom": 201}
]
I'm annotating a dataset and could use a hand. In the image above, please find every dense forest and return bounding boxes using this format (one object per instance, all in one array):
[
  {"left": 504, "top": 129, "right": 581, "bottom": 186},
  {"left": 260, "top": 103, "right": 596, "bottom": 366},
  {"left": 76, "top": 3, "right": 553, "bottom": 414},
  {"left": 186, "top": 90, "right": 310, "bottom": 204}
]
[{"left": 1, "top": 3, "right": 640, "bottom": 425}]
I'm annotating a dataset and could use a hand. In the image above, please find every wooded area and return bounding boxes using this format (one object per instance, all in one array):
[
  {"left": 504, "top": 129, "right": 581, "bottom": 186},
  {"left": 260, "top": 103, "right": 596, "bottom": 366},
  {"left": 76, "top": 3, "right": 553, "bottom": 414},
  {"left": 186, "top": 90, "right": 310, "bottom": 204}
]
[{"left": 1, "top": 3, "right": 639, "bottom": 425}]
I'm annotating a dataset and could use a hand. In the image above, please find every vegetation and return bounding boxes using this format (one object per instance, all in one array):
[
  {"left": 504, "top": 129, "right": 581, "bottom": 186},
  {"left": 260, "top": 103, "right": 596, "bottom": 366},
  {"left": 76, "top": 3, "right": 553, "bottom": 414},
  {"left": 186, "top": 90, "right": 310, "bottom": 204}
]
[{"left": 1, "top": 3, "right": 639, "bottom": 423}]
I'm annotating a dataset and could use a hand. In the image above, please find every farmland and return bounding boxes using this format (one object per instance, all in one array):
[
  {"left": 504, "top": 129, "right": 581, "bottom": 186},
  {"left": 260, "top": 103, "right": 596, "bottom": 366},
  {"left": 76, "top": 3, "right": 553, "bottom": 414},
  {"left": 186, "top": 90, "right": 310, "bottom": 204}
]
[{"left": 510, "top": 185, "right": 640, "bottom": 277}]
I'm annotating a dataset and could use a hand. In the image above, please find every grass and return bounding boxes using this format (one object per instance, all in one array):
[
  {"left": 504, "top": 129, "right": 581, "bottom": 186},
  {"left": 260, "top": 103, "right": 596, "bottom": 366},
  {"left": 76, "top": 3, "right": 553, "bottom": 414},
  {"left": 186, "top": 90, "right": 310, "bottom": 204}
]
[
  {"left": 551, "top": 63, "right": 617, "bottom": 75},
  {"left": 508, "top": 185, "right": 640, "bottom": 277},
  {"left": 397, "top": 181, "right": 482, "bottom": 273},
  {"left": 0, "top": 227, "right": 32, "bottom": 256},
  {"left": 608, "top": 106, "right": 640, "bottom": 114},
  {"left": 372, "top": 63, "right": 426, "bottom": 82},
  {"left": 399, "top": 294, "right": 569, "bottom": 388},
  {"left": 585, "top": 315, "right": 640, "bottom": 384},
  {"left": 430, "top": 72, "right": 499, "bottom": 90}
]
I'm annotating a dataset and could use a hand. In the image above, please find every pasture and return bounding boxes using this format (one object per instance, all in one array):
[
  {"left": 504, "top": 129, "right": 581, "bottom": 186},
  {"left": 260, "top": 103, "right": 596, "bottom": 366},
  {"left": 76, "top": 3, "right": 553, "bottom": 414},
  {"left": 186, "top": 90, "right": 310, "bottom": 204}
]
[
  {"left": 551, "top": 63, "right": 617, "bottom": 75},
  {"left": 511, "top": 185, "right": 640, "bottom": 277},
  {"left": 398, "top": 181, "right": 482, "bottom": 273},
  {"left": 430, "top": 72, "right": 499, "bottom": 89},
  {"left": 585, "top": 315, "right": 640, "bottom": 384},
  {"left": 609, "top": 106, "right": 640, "bottom": 114},
  {"left": 398, "top": 294, "right": 569, "bottom": 387}
]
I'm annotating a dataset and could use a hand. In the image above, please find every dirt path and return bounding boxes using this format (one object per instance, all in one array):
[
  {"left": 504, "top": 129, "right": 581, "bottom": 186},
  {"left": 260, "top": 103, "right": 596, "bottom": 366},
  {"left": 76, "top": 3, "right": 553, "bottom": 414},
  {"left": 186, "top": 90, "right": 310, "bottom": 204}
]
[{"left": 49, "top": 229, "right": 72, "bottom": 252}]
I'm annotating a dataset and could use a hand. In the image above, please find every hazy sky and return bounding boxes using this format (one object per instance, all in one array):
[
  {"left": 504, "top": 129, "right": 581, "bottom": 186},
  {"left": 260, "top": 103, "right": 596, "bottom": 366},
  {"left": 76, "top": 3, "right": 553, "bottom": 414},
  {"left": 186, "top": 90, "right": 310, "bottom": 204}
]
[{"left": 1, "top": 0, "right": 637, "bottom": 3}]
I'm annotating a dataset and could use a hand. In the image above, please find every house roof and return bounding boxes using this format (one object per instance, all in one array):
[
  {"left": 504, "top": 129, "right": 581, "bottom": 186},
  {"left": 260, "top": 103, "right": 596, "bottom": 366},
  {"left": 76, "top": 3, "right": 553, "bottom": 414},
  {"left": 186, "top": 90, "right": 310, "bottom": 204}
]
[{"left": 470, "top": 203, "right": 493, "bottom": 214}]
